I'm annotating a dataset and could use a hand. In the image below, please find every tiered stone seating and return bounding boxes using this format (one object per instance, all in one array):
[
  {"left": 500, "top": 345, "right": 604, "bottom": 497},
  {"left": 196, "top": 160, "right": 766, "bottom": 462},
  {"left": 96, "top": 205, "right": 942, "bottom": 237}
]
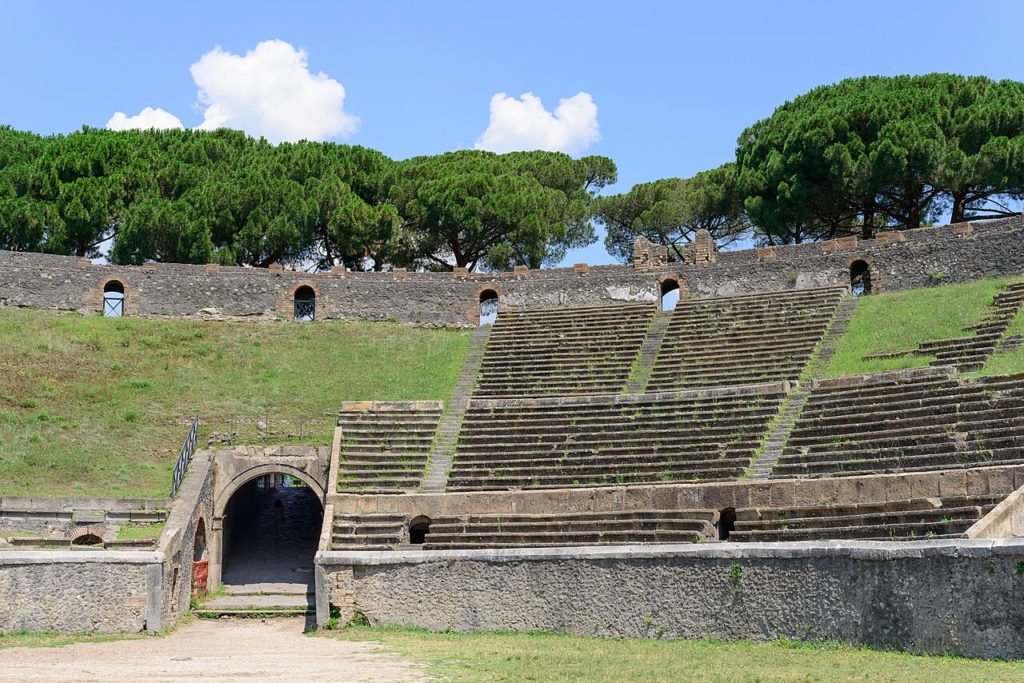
[
  {"left": 918, "top": 282, "right": 1024, "bottom": 371},
  {"left": 648, "top": 287, "right": 847, "bottom": 390},
  {"left": 447, "top": 384, "right": 788, "bottom": 491},
  {"left": 331, "top": 512, "right": 406, "bottom": 550},
  {"left": 474, "top": 303, "right": 654, "bottom": 398},
  {"left": 421, "top": 509, "right": 719, "bottom": 549},
  {"left": 772, "top": 370, "right": 1024, "bottom": 478},
  {"left": 335, "top": 401, "right": 442, "bottom": 494},
  {"left": 730, "top": 494, "right": 1005, "bottom": 542}
]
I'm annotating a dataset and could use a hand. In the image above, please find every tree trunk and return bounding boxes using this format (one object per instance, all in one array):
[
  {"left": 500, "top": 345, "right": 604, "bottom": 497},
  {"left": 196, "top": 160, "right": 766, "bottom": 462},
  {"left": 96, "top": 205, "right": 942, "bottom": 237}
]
[
  {"left": 861, "top": 206, "right": 875, "bottom": 240},
  {"left": 950, "top": 191, "right": 967, "bottom": 224}
]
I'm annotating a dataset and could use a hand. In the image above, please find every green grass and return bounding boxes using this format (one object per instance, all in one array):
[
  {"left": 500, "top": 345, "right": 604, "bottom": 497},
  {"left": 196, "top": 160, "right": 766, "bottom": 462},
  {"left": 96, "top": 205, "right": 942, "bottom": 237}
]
[
  {"left": 0, "top": 630, "right": 141, "bottom": 649},
  {"left": 0, "top": 309, "right": 468, "bottom": 498},
  {"left": 115, "top": 522, "right": 165, "bottom": 541},
  {"left": 980, "top": 306, "right": 1024, "bottom": 377},
  {"left": 825, "top": 277, "right": 1018, "bottom": 377},
  {"left": 322, "top": 626, "right": 1024, "bottom": 682}
]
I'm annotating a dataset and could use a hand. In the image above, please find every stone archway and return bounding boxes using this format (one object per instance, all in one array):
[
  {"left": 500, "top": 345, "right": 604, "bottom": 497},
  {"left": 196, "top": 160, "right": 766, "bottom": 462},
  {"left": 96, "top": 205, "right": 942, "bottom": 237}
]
[
  {"left": 207, "top": 448, "right": 330, "bottom": 590},
  {"left": 214, "top": 467, "right": 325, "bottom": 590}
]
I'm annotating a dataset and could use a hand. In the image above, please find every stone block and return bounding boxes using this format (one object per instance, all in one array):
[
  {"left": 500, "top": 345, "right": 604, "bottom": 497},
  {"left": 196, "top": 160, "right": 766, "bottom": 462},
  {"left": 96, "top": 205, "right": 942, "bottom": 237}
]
[{"left": 874, "top": 231, "right": 906, "bottom": 245}]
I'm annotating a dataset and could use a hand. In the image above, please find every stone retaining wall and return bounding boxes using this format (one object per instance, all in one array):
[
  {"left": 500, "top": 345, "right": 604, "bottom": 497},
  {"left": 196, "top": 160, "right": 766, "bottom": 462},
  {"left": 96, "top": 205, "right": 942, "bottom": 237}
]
[
  {"left": 329, "top": 464, "right": 1024, "bottom": 517},
  {"left": 316, "top": 538, "right": 1024, "bottom": 658},
  {"left": 3, "top": 215, "right": 1023, "bottom": 325},
  {"left": 0, "top": 496, "right": 169, "bottom": 535},
  {"left": 683, "top": 215, "right": 1024, "bottom": 299},
  {"left": 0, "top": 550, "right": 162, "bottom": 633},
  {"left": 0, "top": 251, "right": 679, "bottom": 326}
]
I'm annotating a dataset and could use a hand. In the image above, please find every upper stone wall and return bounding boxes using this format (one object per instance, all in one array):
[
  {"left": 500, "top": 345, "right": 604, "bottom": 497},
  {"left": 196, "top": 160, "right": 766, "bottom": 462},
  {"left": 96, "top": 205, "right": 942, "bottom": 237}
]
[
  {"left": 683, "top": 214, "right": 1024, "bottom": 299},
  {"left": 0, "top": 252, "right": 680, "bottom": 326},
  {"left": 1, "top": 214, "right": 1023, "bottom": 324}
]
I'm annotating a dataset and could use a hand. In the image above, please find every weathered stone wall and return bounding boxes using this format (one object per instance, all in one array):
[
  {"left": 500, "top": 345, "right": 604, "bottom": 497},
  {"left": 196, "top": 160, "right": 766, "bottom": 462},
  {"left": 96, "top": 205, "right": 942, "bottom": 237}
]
[
  {"left": 0, "top": 550, "right": 162, "bottom": 634},
  {"left": 317, "top": 538, "right": 1024, "bottom": 659},
  {"left": 0, "top": 251, "right": 678, "bottom": 326},
  {"left": 157, "top": 453, "right": 214, "bottom": 626},
  {"left": 968, "top": 483, "right": 1024, "bottom": 539},
  {"left": 684, "top": 215, "right": 1024, "bottom": 298},
  {"left": 329, "top": 464, "right": 1024, "bottom": 518},
  {"left": 0, "top": 496, "right": 169, "bottom": 536},
  {"left": 3, "top": 215, "right": 1022, "bottom": 324}
]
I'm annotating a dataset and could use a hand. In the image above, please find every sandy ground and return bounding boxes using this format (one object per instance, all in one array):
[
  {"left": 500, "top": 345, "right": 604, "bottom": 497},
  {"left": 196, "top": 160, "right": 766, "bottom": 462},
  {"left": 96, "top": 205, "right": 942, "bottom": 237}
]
[{"left": 0, "top": 618, "right": 429, "bottom": 682}]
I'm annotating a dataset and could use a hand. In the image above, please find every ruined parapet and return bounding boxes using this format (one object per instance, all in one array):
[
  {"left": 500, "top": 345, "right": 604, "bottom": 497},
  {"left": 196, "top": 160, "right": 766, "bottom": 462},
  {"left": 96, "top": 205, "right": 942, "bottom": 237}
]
[
  {"left": 684, "top": 229, "right": 717, "bottom": 265},
  {"left": 632, "top": 236, "right": 669, "bottom": 271}
]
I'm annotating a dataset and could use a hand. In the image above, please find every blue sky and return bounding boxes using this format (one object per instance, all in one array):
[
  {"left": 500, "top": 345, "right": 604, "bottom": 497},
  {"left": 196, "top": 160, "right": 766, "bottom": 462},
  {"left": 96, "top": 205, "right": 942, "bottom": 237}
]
[{"left": 2, "top": 1, "right": 1023, "bottom": 266}]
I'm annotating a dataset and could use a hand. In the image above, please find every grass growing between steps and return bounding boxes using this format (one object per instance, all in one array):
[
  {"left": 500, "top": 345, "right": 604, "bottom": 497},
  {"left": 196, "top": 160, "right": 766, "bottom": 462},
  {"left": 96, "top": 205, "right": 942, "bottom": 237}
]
[
  {"left": 979, "top": 306, "right": 1024, "bottom": 377},
  {"left": 0, "top": 308, "right": 467, "bottom": 498},
  {"left": 323, "top": 626, "right": 1024, "bottom": 682},
  {"left": 823, "top": 277, "right": 1017, "bottom": 377}
]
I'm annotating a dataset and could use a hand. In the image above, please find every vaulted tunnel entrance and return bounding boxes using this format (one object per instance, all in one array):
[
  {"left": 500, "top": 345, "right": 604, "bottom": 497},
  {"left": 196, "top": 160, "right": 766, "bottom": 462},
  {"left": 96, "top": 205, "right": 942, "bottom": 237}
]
[{"left": 220, "top": 473, "right": 324, "bottom": 588}]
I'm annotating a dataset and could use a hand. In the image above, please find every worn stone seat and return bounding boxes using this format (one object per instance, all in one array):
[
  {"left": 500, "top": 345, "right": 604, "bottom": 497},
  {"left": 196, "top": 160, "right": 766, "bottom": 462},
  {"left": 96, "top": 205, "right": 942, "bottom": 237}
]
[
  {"left": 771, "top": 372, "right": 1024, "bottom": 478},
  {"left": 475, "top": 303, "right": 655, "bottom": 397},
  {"left": 335, "top": 401, "right": 443, "bottom": 494},
  {"left": 729, "top": 495, "right": 1002, "bottom": 542},
  {"left": 649, "top": 287, "right": 845, "bottom": 391},
  {"left": 420, "top": 509, "right": 720, "bottom": 549}
]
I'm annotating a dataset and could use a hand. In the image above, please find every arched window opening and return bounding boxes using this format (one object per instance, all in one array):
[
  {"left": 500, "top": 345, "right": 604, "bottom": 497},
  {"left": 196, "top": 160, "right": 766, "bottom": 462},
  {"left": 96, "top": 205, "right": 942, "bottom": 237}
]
[
  {"left": 193, "top": 518, "right": 207, "bottom": 562},
  {"left": 294, "top": 286, "right": 316, "bottom": 322},
  {"left": 409, "top": 516, "right": 431, "bottom": 545},
  {"left": 660, "top": 279, "right": 680, "bottom": 312},
  {"left": 103, "top": 281, "right": 125, "bottom": 318},
  {"left": 72, "top": 533, "right": 104, "bottom": 547},
  {"left": 718, "top": 508, "right": 736, "bottom": 541},
  {"left": 850, "top": 260, "right": 872, "bottom": 297},
  {"left": 479, "top": 290, "right": 499, "bottom": 326}
]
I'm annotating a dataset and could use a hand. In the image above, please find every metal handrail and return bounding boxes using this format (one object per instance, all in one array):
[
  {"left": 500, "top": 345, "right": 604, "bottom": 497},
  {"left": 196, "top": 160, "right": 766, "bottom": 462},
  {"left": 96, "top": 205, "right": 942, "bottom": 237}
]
[{"left": 170, "top": 415, "right": 200, "bottom": 497}]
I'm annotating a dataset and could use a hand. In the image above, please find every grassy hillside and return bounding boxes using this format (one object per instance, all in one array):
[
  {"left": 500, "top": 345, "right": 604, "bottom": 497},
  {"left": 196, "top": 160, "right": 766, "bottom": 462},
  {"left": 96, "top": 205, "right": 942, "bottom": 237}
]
[
  {"left": 824, "top": 277, "right": 1020, "bottom": 377},
  {"left": 0, "top": 309, "right": 467, "bottom": 497}
]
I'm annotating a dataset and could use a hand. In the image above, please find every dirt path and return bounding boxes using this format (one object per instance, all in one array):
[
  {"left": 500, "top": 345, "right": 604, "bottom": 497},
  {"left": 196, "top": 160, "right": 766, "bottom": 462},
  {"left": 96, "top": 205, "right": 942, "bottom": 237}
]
[{"left": 0, "top": 618, "right": 429, "bottom": 682}]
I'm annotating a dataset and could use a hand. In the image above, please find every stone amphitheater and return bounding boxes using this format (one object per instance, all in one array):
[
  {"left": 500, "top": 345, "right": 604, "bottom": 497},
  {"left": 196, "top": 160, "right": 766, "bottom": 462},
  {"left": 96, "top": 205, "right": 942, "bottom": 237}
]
[{"left": 4, "top": 215, "right": 1024, "bottom": 659}]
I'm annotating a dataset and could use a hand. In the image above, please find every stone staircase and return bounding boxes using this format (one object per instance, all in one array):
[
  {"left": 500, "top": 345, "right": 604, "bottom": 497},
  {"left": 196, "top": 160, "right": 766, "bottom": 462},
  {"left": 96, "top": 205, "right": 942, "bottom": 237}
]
[
  {"left": 771, "top": 370, "right": 1024, "bottom": 478},
  {"left": 623, "top": 310, "right": 674, "bottom": 394},
  {"left": 335, "top": 402, "right": 442, "bottom": 494},
  {"left": 648, "top": 287, "right": 847, "bottom": 391},
  {"left": 864, "top": 281, "right": 1024, "bottom": 372},
  {"left": 422, "top": 509, "right": 720, "bottom": 549},
  {"left": 474, "top": 303, "right": 655, "bottom": 398},
  {"left": 749, "top": 296, "right": 858, "bottom": 479},
  {"left": 331, "top": 512, "right": 406, "bottom": 550},
  {"left": 730, "top": 494, "right": 1006, "bottom": 542},
  {"left": 421, "top": 324, "right": 491, "bottom": 493},
  {"left": 193, "top": 583, "right": 314, "bottom": 618},
  {"left": 447, "top": 384, "right": 788, "bottom": 491}
]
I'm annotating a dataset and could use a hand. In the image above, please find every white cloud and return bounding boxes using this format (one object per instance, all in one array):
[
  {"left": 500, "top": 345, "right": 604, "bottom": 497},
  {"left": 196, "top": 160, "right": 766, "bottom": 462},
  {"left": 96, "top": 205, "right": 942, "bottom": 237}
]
[
  {"left": 106, "top": 107, "right": 184, "bottom": 131},
  {"left": 474, "top": 91, "right": 599, "bottom": 155},
  {"left": 189, "top": 39, "right": 358, "bottom": 143}
]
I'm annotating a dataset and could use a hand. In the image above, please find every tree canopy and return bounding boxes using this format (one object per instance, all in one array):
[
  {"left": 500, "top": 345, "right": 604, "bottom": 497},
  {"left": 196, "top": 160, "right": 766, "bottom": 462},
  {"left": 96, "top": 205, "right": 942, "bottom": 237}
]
[
  {"left": 2, "top": 74, "right": 1022, "bottom": 266},
  {"left": 735, "top": 74, "right": 1024, "bottom": 243},
  {"left": 0, "top": 127, "right": 614, "bottom": 271},
  {"left": 597, "top": 163, "right": 747, "bottom": 262}
]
